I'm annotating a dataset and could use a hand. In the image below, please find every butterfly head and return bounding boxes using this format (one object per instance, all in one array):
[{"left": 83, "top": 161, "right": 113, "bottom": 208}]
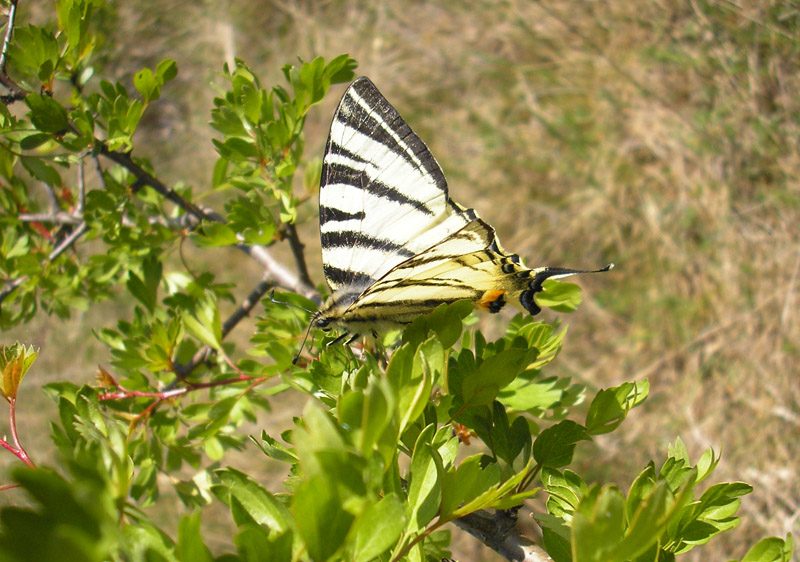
[{"left": 312, "top": 312, "right": 332, "bottom": 332}]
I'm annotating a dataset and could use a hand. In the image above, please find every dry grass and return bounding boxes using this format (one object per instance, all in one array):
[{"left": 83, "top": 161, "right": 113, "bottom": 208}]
[{"left": 3, "top": 1, "right": 799, "bottom": 560}]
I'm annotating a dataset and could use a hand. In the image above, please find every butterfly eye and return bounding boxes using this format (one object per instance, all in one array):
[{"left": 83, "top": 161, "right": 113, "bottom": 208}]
[{"left": 315, "top": 317, "right": 331, "bottom": 330}]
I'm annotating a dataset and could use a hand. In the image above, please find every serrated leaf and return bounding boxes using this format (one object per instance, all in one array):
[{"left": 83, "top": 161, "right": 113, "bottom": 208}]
[{"left": 533, "top": 420, "right": 589, "bottom": 468}]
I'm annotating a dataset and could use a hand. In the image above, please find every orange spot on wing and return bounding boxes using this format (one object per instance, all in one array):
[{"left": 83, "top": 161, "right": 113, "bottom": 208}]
[{"left": 478, "top": 289, "right": 506, "bottom": 310}]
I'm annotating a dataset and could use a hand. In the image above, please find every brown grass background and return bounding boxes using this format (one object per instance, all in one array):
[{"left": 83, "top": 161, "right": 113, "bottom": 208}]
[{"left": 4, "top": 1, "right": 799, "bottom": 560}]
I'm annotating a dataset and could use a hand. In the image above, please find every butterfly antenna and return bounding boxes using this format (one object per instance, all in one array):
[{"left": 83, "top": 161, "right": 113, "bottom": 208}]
[{"left": 292, "top": 320, "right": 315, "bottom": 365}]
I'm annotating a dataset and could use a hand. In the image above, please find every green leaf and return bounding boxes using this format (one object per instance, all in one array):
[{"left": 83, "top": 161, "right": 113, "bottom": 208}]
[
  {"left": 176, "top": 512, "right": 213, "bottom": 562},
  {"left": 156, "top": 58, "right": 178, "bottom": 82},
  {"left": 215, "top": 468, "right": 291, "bottom": 533},
  {"left": 541, "top": 468, "right": 586, "bottom": 518},
  {"left": 406, "top": 425, "right": 443, "bottom": 531},
  {"left": 533, "top": 420, "right": 589, "bottom": 468},
  {"left": 404, "top": 300, "right": 471, "bottom": 348},
  {"left": 585, "top": 380, "right": 649, "bottom": 435},
  {"left": 614, "top": 481, "right": 672, "bottom": 560},
  {"left": 19, "top": 132, "right": 53, "bottom": 150},
  {"left": 21, "top": 156, "right": 62, "bottom": 186},
  {"left": 194, "top": 222, "right": 239, "bottom": 247},
  {"left": 25, "top": 93, "right": 70, "bottom": 133},
  {"left": 182, "top": 296, "right": 222, "bottom": 350},
  {"left": 571, "top": 485, "right": 626, "bottom": 562},
  {"left": 0, "top": 466, "right": 114, "bottom": 562},
  {"left": 7, "top": 25, "right": 59, "bottom": 84},
  {"left": 535, "top": 279, "right": 583, "bottom": 313},
  {"left": 352, "top": 493, "right": 405, "bottom": 562},
  {"left": 459, "top": 347, "right": 536, "bottom": 408},
  {"left": 133, "top": 68, "right": 158, "bottom": 102},
  {"left": 236, "top": 526, "right": 293, "bottom": 562},
  {"left": 741, "top": 535, "right": 794, "bottom": 562},
  {"left": 387, "top": 337, "right": 441, "bottom": 436},
  {"left": 126, "top": 256, "right": 162, "bottom": 313},
  {"left": 293, "top": 474, "right": 353, "bottom": 562},
  {"left": 440, "top": 455, "right": 502, "bottom": 517}
]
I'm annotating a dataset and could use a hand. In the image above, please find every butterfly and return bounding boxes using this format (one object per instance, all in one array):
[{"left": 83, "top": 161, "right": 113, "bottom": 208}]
[{"left": 310, "top": 77, "right": 611, "bottom": 342}]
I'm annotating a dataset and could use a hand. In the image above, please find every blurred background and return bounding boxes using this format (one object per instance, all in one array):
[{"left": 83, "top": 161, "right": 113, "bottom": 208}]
[{"left": 7, "top": 1, "right": 799, "bottom": 560}]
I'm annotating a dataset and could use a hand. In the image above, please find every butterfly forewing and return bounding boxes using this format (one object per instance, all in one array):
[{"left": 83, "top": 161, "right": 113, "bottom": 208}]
[{"left": 319, "top": 77, "right": 471, "bottom": 293}]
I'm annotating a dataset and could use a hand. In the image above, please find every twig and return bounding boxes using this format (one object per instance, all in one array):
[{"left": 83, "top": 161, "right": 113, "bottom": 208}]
[
  {"left": 92, "top": 155, "right": 107, "bottom": 189},
  {"left": 453, "top": 510, "right": 553, "bottom": 562},
  {"left": 284, "top": 223, "right": 314, "bottom": 288},
  {"left": 0, "top": 0, "right": 25, "bottom": 104},
  {"left": 6, "top": 398, "right": 34, "bottom": 467},
  {"left": 97, "top": 145, "right": 212, "bottom": 221},
  {"left": 0, "top": 0, "right": 17, "bottom": 72},
  {"left": 77, "top": 158, "right": 86, "bottom": 213},
  {"left": 48, "top": 221, "right": 87, "bottom": 261},
  {"left": 172, "top": 276, "right": 274, "bottom": 381},
  {"left": 240, "top": 243, "right": 318, "bottom": 301},
  {"left": 0, "top": 397, "right": 35, "bottom": 468},
  {"left": 99, "top": 372, "right": 267, "bottom": 402},
  {"left": 100, "top": 368, "right": 269, "bottom": 430},
  {"left": 18, "top": 212, "right": 82, "bottom": 225}
]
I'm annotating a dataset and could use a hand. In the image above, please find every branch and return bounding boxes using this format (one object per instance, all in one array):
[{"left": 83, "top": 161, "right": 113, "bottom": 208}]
[
  {"left": 0, "top": 0, "right": 25, "bottom": 104},
  {"left": 76, "top": 157, "right": 86, "bottom": 213},
  {"left": 48, "top": 221, "right": 87, "bottom": 261},
  {"left": 0, "top": 0, "right": 17, "bottom": 72},
  {"left": 99, "top": 372, "right": 267, "bottom": 402},
  {"left": 18, "top": 212, "right": 82, "bottom": 225},
  {"left": 0, "top": 397, "right": 35, "bottom": 468},
  {"left": 96, "top": 143, "right": 318, "bottom": 301},
  {"left": 99, "top": 367, "right": 269, "bottom": 430},
  {"left": 97, "top": 145, "right": 212, "bottom": 221},
  {"left": 284, "top": 223, "right": 314, "bottom": 288},
  {"left": 453, "top": 510, "right": 553, "bottom": 562}
]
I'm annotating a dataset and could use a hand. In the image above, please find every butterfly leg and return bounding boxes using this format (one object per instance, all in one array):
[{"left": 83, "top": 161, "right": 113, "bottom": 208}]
[{"left": 327, "top": 332, "right": 351, "bottom": 346}]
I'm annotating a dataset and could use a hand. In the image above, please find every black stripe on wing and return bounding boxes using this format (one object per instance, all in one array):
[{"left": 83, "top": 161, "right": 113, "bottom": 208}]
[
  {"left": 319, "top": 206, "right": 366, "bottom": 225},
  {"left": 321, "top": 230, "right": 415, "bottom": 257},
  {"left": 344, "top": 77, "right": 448, "bottom": 192},
  {"left": 323, "top": 161, "right": 435, "bottom": 215},
  {"left": 322, "top": 265, "right": 375, "bottom": 289}
]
